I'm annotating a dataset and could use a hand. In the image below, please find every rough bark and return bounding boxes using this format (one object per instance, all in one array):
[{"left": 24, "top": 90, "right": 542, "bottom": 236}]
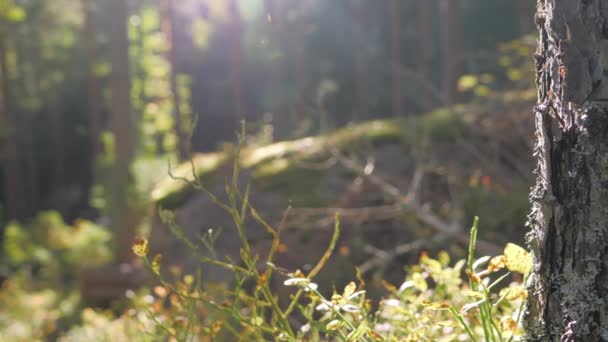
[{"left": 526, "top": 1, "right": 608, "bottom": 340}]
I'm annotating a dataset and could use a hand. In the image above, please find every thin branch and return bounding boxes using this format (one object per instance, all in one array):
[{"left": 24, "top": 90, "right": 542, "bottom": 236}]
[{"left": 358, "top": 239, "right": 427, "bottom": 274}]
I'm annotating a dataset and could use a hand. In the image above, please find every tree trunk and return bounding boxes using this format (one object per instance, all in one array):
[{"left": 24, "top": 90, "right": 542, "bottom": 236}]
[
  {"left": 389, "top": 0, "right": 402, "bottom": 117},
  {"left": 350, "top": 0, "right": 370, "bottom": 121},
  {"left": 81, "top": 0, "right": 100, "bottom": 213},
  {"left": 160, "top": 0, "right": 188, "bottom": 160},
  {"left": 14, "top": 41, "right": 38, "bottom": 217},
  {"left": 416, "top": 0, "right": 433, "bottom": 110},
  {"left": 108, "top": 0, "right": 137, "bottom": 263},
  {"left": 439, "top": 0, "right": 463, "bottom": 104},
  {"left": 228, "top": 0, "right": 244, "bottom": 123},
  {"left": 0, "top": 30, "right": 20, "bottom": 220},
  {"left": 83, "top": 0, "right": 101, "bottom": 158},
  {"left": 526, "top": 1, "right": 608, "bottom": 340}
]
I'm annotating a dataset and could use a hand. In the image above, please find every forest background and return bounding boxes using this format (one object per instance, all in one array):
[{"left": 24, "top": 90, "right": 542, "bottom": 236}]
[{"left": 0, "top": 0, "right": 539, "bottom": 340}]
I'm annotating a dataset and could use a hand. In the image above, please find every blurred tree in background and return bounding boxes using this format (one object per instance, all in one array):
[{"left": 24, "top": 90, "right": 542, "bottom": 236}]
[
  {"left": 0, "top": 0, "right": 548, "bottom": 339},
  {"left": 0, "top": 0, "right": 537, "bottom": 304},
  {"left": 0, "top": 0, "right": 534, "bottom": 227}
]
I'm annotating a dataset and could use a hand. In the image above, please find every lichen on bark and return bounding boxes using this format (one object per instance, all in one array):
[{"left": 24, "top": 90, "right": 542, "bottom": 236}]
[{"left": 526, "top": 0, "right": 608, "bottom": 340}]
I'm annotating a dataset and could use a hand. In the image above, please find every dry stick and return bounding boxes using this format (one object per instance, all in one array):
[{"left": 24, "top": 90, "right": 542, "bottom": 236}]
[
  {"left": 358, "top": 239, "right": 427, "bottom": 274},
  {"left": 331, "top": 149, "right": 501, "bottom": 261},
  {"left": 289, "top": 204, "right": 403, "bottom": 228},
  {"left": 332, "top": 148, "right": 457, "bottom": 235}
]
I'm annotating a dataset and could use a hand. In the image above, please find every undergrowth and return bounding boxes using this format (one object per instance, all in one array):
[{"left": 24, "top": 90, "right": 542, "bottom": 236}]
[
  {"left": 0, "top": 127, "right": 532, "bottom": 341},
  {"left": 126, "top": 128, "right": 531, "bottom": 341}
]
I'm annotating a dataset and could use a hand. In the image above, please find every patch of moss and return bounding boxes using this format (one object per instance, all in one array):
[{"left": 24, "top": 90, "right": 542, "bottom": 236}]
[
  {"left": 254, "top": 166, "right": 325, "bottom": 207},
  {"left": 419, "top": 107, "right": 468, "bottom": 142},
  {"left": 149, "top": 105, "right": 476, "bottom": 209}
]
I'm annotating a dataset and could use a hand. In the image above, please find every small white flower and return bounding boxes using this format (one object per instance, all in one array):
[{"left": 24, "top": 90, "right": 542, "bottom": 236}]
[
  {"left": 347, "top": 290, "right": 366, "bottom": 300},
  {"left": 326, "top": 319, "right": 341, "bottom": 330},
  {"left": 382, "top": 299, "right": 401, "bottom": 307},
  {"left": 300, "top": 323, "right": 311, "bottom": 333},
  {"left": 341, "top": 304, "right": 360, "bottom": 313},
  {"left": 374, "top": 322, "right": 392, "bottom": 332},
  {"left": 305, "top": 282, "right": 318, "bottom": 291},
  {"left": 316, "top": 301, "right": 334, "bottom": 312},
  {"left": 144, "top": 295, "right": 155, "bottom": 304},
  {"left": 398, "top": 280, "right": 415, "bottom": 292},
  {"left": 283, "top": 278, "right": 310, "bottom": 286}
]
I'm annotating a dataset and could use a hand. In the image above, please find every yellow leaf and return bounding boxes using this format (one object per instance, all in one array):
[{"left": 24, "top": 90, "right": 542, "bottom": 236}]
[
  {"left": 465, "top": 269, "right": 481, "bottom": 284},
  {"left": 438, "top": 320, "right": 459, "bottom": 327},
  {"left": 251, "top": 316, "right": 263, "bottom": 326},
  {"left": 211, "top": 320, "right": 223, "bottom": 335},
  {"left": 500, "top": 316, "right": 517, "bottom": 333},
  {"left": 500, "top": 286, "right": 528, "bottom": 301},
  {"left": 132, "top": 238, "right": 149, "bottom": 257},
  {"left": 458, "top": 75, "right": 478, "bottom": 91},
  {"left": 504, "top": 243, "right": 532, "bottom": 274},
  {"left": 488, "top": 255, "right": 506, "bottom": 273},
  {"left": 474, "top": 85, "right": 490, "bottom": 97},
  {"left": 421, "top": 256, "right": 442, "bottom": 274},
  {"left": 382, "top": 280, "right": 397, "bottom": 293},
  {"left": 367, "top": 329, "right": 385, "bottom": 341},
  {"left": 183, "top": 274, "right": 195, "bottom": 285},
  {"left": 343, "top": 281, "right": 356, "bottom": 299},
  {"left": 461, "top": 289, "right": 485, "bottom": 299},
  {"left": 151, "top": 254, "right": 162, "bottom": 274},
  {"left": 332, "top": 293, "right": 344, "bottom": 304},
  {"left": 326, "top": 319, "right": 341, "bottom": 331},
  {"left": 412, "top": 273, "right": 428, "bottom": 291},
  {"left": 438, "top": 251, "right": 450, "bottom": 266},
  {"left": 422, "top": 300, "right": 450, "bottom": 310}
]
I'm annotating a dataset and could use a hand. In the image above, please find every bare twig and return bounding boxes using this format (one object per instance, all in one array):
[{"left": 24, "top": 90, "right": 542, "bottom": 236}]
[{"left": 359, "top": 239, "right": 427, "bottom": 274}]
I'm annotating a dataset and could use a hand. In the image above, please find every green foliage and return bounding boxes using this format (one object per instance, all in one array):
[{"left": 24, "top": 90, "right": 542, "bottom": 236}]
[
  {"left": 0, "top": 211, "right": 113, "bottom": 340},
  {"left": 0, "top": 138, "right": 533, "bottom": 341},
  {"left": 458, "top": 37, "right": 535, "bottom": 99},
  {"left": 0, "top": 277, "right": 80, "bottom": 341},
  {"left": 0, "top": 0, "right": 25, "bottom": 22},
  {"left": 4, "top": 211, "right": 112, "bottom": 270}
]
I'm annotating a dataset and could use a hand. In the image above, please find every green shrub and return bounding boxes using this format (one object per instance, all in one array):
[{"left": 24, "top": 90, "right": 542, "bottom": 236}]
[{"left": 0, "top": 212, "right": 113, "bottom": 341}]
